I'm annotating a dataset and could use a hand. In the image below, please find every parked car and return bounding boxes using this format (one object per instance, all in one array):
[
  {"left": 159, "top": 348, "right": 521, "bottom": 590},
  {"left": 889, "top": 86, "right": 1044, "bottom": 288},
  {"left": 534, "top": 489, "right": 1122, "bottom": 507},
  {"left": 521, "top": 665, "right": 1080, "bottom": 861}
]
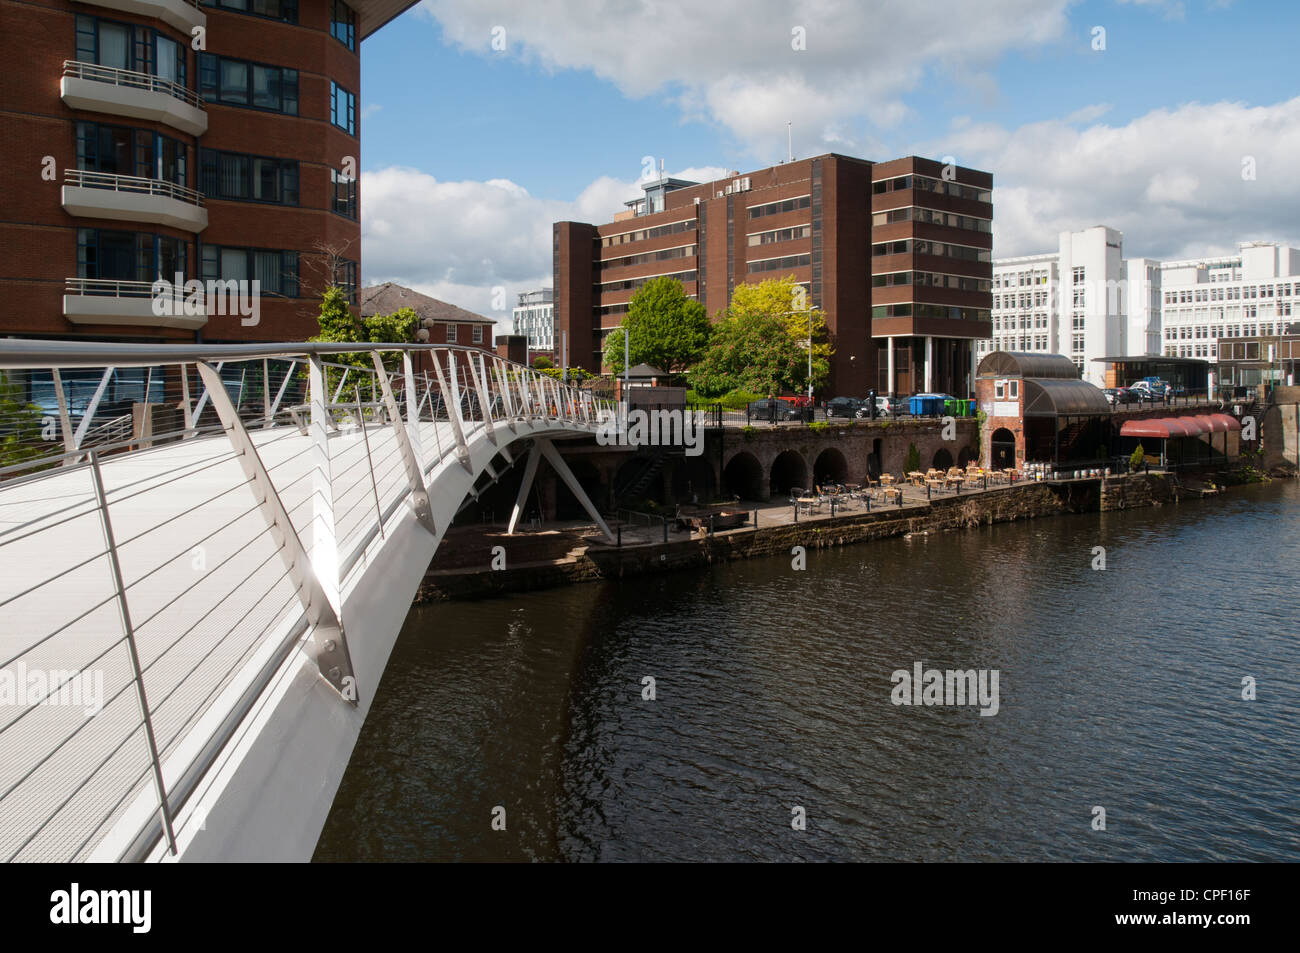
[
  {"left": 747, "top": 398, "right": 802, "bottom": 420},
  {"left": 861, "top": 395, "right": 904, "bottom": 417},
  {"left": 1130, "top": 380, "right": 1171, "bottom": 401},
  {"left": 1103, "top": 387, "right": 1141, "bottom": 406},
  {"left": 826, "top": 396, "right": 863, "bottom": 418}
]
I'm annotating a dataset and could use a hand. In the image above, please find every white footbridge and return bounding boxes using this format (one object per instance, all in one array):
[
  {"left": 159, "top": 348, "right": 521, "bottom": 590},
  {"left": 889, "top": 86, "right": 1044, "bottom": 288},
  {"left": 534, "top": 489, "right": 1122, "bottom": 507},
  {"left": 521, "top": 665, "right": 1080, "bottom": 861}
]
[{"left": 0, "top": 341, "right": 615, "bottom": 861}]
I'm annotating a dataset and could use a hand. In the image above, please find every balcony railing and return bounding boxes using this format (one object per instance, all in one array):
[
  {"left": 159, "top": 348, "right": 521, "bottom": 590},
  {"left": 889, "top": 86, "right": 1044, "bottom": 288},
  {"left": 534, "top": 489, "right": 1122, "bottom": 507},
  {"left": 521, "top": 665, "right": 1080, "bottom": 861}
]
[
  {"left": 64, "top": 168, "right": 205, "bottom": 208},
  {"left": 66, "top": 278, "right": 191, "bottom": 299},
  {"left": 63, "top": 59, "right": 203, "bottom": 111}
]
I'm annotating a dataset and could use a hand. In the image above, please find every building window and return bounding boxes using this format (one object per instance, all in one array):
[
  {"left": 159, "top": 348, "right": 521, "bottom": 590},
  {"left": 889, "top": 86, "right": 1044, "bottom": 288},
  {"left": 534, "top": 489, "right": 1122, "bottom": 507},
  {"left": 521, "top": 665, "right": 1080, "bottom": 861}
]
[
  {"left": 472, "top": 325, "right": 483, "bottom": 344},
  {"left": 747, "top": 254, "right": 810, "bottom": 274},
  {"left": 331, "top": 0, "right": 356, "bottom": 51},
  {"left": 76, "top": 122, "right": 188, "bottom": 187},
  {"left": 747, "top": 195, "right": 811, "bottom": 219},
  {"left": 446, "top": 324, "right": 457, "bottom": 343},
  {"left": 75, "top": 15, "right": 186, "bottom": 86},
  {"left": 1072, "top": 266, "right": 1085, "bottom": 284},
  {"left": 199, "top": 149, "right": 298, "bottom": 205},
  {"left": 199, "top": 54, "right": 298, "bottom": 114},
  {"left": 330, "top": 81, "right": 356, "bottom": 135},
  {"left": 201, "top": 0, "right": 298, "bottom": 23},
  {"left": 330, "top": 169, "right": 357, "bottom": 218},
  {"left": 200, "top": 245, "right": 299, "bottom": 297},
  {"left": 78, "top": 229, "right": 187, "bottom": 283}
]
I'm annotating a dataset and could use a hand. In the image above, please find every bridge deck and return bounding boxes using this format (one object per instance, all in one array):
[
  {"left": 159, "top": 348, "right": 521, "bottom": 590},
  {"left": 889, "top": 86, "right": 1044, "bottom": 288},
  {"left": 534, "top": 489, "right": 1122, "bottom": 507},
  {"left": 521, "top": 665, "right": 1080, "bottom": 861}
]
[{"left": 0, "top": 418, "right": 464, "bottom": 861}]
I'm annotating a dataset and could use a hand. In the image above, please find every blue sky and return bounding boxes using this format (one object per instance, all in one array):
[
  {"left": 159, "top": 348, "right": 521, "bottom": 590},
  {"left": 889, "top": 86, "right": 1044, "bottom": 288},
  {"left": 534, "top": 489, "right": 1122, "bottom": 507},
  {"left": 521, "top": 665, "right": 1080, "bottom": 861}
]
[{"left": 355, "top": 0, "right": 1300, "bottom": 323}]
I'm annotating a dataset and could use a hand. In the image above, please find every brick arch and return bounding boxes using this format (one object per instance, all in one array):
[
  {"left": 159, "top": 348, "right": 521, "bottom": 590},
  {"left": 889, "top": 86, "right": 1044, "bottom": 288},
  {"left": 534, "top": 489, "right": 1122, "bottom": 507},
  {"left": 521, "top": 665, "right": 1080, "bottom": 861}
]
[{"left": 722, "top": 449, "right": 765, "bottom": 501}]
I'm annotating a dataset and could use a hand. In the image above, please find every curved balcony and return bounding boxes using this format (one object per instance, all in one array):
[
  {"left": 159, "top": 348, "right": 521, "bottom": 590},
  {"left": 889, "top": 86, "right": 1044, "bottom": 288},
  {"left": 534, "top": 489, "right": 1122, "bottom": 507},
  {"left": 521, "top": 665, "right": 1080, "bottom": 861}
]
[
  {"left": 63, "top": 169, "right": 208, "bottom": 233},
  {"left": 74, "top": 0, "right": 205, "bottom": 35},
  {"left": 61, "top": 61, "right": 207, "bottom": 136},
  {"left": 63, "top": 278, "right": 210, "bottom": 330}
]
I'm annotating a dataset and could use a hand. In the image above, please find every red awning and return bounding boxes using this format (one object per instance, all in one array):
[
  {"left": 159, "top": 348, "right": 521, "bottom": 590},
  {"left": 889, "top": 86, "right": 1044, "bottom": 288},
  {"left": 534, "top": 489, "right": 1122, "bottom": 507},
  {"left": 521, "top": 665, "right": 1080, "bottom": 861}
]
[
  {"left": 1193, "top": 414, "right": 1224, "bottom": 433},
  {"left": 1120, "top": 418, "right": 1174, "bottom": 439},
  {"left": 1119, "top": 416, "right": 1207, "bottom": 438},
  {"left": 1210, "top": 413, "right": 1243, "bottom": 432},
  {"left": 1165, "top": 417, "right": 1203, "bottom": 437}
]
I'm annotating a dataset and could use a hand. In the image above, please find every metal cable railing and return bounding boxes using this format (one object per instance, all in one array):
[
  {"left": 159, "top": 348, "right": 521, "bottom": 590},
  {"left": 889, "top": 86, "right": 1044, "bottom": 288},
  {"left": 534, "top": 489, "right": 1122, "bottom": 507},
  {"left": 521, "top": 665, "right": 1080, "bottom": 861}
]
[{"left": 0, "top": 341, "right": 612, "bottom": 862}]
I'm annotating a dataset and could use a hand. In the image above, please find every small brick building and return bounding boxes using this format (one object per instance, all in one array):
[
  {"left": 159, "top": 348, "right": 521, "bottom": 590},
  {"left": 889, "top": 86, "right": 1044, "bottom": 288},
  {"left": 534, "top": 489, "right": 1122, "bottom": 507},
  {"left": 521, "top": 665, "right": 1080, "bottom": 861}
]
[{"left": 976, "top": 351, "right": 1112, "bottom": 470}]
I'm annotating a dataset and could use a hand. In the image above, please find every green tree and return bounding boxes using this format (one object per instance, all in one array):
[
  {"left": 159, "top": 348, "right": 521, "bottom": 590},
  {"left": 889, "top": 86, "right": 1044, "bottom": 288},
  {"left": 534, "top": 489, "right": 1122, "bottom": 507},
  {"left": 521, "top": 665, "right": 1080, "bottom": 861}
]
[
  {"left": 1129, "top": 443, "right": 1145, "bottom": 472},
  {"left": 532, "top": 354, "right": 554, "bottom": 369},
  {"left": 0, "top": 372, "right": 46, "bottom": 466},
  {"left": 689, "top": 310, "right": 804, "bottom": 397},
  {"left": 310, "top": 287, "right": 418, "bottom": 397},
  {"left": 689, "top": 276, "right": 833, "bottom": 397},
  {"left": 905, "top": 442, "right": 921, "bottom": 473},
  {"left": 601, "top": 276, "right": 710, "bottom": 376}
]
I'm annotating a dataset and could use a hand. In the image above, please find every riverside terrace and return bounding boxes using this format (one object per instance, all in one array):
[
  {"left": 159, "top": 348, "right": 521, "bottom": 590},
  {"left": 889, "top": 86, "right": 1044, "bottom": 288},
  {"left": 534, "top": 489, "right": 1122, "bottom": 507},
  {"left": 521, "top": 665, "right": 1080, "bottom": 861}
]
[{"left": 414, "top": 464, "right": 1242, "bottom": 601}]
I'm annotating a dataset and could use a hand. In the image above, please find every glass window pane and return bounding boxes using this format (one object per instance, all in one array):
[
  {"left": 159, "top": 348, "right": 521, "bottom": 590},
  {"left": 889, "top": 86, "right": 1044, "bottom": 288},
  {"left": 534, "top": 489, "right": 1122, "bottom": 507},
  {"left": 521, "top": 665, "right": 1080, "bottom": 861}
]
[
  {"left": 252, "top": 158, "right": 278, "bottom": 200},
  {"left": 254, "top": 250, "right": 280, "bottom": 294},
  {"left": 221, "top": 248, "right": 248, "bottom": 280},
  {"left": 221, "top": 60, "right": 248, "bottom": 103},
  {"left": 253, "top": 65, "right": 279, "bottom": 109},
  {"left": 98, "top": 23, "right": 130, "bottom": 70},
  {"left": 155, "top": 36, "right": 178, "bottom": 83}
]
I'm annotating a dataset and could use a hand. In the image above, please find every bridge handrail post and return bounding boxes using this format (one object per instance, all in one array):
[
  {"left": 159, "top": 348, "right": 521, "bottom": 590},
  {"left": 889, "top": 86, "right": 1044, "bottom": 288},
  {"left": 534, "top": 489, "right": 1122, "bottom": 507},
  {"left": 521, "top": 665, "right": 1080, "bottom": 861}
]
[
  {"left": 430, "top": 352, "right": 472, "bottom": 471},
  {"left": 371, "top": 352, "right": 437, "bottom": 535},
  {"left": 88, "top": 449, "right": 179, "bottom": 856},
  {"left": 196, "top": 360, "right": 358, "bottom": 704}
]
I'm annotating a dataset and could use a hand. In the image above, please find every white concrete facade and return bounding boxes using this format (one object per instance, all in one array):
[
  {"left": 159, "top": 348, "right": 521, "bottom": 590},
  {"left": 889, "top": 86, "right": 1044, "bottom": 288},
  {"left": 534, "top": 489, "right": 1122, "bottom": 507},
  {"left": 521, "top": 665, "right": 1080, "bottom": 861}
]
[
  {"left": 1159, "top": 241, "right": 1300, "bottom": 368},
  {"left": 981, "top": 226, "right": 1160, "bottom": 387},
  {"left": 512, "top": 288, "right": 555, "bottom": 351}
]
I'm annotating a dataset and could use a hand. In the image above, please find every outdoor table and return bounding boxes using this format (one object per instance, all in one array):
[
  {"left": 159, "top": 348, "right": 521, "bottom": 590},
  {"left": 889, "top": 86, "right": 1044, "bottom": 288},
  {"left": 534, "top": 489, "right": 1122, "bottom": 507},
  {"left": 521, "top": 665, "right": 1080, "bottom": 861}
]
[
  {"left": 880, "top": 474, "right": 896, "bottom": 486},
  {"left": 797, "top": 496, "right": 818, "bottom": 514},
  {"left": 907, "top": 471, "right": 926, "bottom": 486}
]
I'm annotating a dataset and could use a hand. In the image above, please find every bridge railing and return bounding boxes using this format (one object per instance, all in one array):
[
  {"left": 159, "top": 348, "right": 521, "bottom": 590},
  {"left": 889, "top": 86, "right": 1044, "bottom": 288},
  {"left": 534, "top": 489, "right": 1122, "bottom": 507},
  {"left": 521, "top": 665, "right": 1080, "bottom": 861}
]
[{"left": 0, "top": 340, "right": 611, "bottom": 862}]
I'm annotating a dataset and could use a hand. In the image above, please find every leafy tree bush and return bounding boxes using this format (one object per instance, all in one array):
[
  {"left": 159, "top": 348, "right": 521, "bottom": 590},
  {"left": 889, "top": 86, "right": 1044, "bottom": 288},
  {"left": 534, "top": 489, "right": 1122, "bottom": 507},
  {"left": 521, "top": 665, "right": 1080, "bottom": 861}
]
[
  {"left": 310, "top": 286, "right": 418, "bottom": 398},
  {"left": 601, "top": 276, "right": 710, "bottom": 376},
  {"left": 1129, "top": 443, "right": 1145, "bottom": 472},
  {"left": 905, "top": 442, "right": 921, "bottom": 473},
  {"left": 0, "top": 372, "right": 46, "bottom": 467},
  {"left": 689, "top": 276, "right": 831, "bottom": 397}
]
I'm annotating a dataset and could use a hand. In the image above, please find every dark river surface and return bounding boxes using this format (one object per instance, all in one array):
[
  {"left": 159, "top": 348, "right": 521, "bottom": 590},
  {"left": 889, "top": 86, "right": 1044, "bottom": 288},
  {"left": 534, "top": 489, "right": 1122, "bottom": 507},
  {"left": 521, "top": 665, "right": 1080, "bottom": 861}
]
[{"left": 316, "top": 481, "right": 1300, "bottom": 862}]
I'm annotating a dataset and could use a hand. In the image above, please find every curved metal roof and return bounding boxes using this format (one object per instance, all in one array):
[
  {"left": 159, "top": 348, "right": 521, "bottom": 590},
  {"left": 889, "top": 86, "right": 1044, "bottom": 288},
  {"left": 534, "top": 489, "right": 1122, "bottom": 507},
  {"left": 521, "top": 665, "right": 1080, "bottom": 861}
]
[
  {"left": 1023, "top": 379, "right": 1112, "bottom": 417},
  {"left": 977, "top": 351, "right": 1081, "bottom": 380}
]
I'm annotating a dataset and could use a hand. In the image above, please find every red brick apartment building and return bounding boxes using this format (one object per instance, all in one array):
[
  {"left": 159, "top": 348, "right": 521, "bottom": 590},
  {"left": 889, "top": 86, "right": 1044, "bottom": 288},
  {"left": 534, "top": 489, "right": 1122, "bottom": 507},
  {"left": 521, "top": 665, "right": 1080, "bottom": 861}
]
[
  {"left": 554, "top": 154, "right": 993, "bottom": 397},
  {"left": 0, "top": 0, "right": 417, "bottom": 347}
]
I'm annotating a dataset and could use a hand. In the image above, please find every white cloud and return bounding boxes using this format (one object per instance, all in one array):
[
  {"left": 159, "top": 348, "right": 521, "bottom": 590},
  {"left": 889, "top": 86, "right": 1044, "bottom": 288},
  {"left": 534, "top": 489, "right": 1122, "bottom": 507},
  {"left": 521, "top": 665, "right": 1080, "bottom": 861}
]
[
  {"left": 361, "top": 163, "right": 729, "bottom": 328},
  {"left": 364, "top": 96, "right": 1300, "bottom": 327},
  {"left": 416, "top": 0, "right": 1073, "bottom": 157},
  {"left": 935, "top": 97, "right": 1300, "bottom": 260}
]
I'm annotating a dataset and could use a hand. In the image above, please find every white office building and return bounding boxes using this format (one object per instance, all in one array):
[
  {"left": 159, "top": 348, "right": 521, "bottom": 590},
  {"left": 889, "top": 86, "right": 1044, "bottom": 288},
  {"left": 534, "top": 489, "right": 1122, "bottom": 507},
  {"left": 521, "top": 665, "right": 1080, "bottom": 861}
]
[
  {"left": 980, "top": 226, "right": 1162, "bottom": 386},
  {"left": 512, "top": 288, "right": 555, "bottom": 352},
  {"left": 1158, "top": 241, "right": 1300, "bottom": 365}
]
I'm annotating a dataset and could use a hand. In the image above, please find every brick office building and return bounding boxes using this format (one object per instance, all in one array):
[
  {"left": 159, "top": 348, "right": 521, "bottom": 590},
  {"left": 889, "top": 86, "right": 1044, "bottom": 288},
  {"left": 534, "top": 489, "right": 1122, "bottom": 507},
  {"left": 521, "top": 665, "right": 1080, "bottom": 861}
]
[
  {"left": 553, "top": 154, "right": 993, "bottom": 397},
  {"left": 0, "top": 0, "right": 416, "bottom": 351}
]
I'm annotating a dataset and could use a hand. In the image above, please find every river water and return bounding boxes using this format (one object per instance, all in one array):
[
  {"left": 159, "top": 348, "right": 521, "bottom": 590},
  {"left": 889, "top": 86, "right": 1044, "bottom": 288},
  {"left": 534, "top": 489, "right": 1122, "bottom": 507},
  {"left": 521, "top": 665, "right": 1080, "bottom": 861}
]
[{"left": 315, "top": 481, "right": 1300, "bottom": 862}]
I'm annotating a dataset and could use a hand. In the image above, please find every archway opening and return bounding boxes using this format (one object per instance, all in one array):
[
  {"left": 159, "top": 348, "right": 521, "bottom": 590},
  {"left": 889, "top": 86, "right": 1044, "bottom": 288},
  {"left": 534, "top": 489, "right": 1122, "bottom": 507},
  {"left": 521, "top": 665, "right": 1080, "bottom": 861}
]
[
  {"left": 723, "top": 451, "right": 764, "bottom": 501},
  {"left": 813, "top": 447, "right": 848, "bottom": 487},
  {"left": 770, "top": 450, "right": 807, "bottom": 496},
  {"left": 932, "top": 447, "right": 954, "bottom": 471},
  {"left": 957, "top": 445, "right": 975, "bottom": 467},
  {"left": 674, "top": 456, "right": 718, "bottom": 503},
  {"left": 991, "top": 428, "right": 1015, "bottom": 470}
]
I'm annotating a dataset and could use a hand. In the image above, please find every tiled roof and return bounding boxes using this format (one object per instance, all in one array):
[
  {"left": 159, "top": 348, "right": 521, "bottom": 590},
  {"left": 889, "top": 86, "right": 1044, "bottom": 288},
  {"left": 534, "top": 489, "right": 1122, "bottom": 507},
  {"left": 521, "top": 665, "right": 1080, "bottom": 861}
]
[{"left": 359, "top": 282, "right": 495, "bottom": 325}]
